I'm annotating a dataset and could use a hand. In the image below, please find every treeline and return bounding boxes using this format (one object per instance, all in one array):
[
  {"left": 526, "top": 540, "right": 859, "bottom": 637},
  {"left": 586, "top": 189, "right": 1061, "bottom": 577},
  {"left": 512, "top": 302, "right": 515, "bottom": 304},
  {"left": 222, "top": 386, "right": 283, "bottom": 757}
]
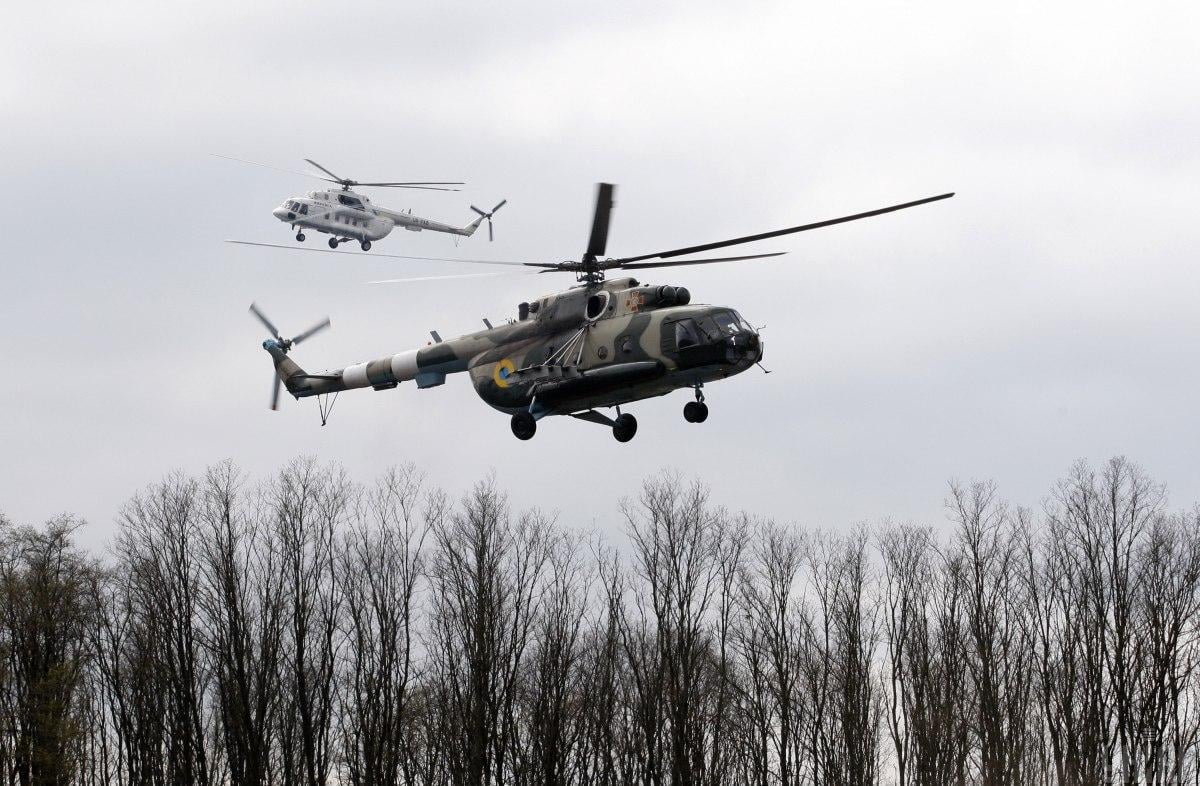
[{"left": 1, "top": 457, "right": 1199, "bottom": 785}]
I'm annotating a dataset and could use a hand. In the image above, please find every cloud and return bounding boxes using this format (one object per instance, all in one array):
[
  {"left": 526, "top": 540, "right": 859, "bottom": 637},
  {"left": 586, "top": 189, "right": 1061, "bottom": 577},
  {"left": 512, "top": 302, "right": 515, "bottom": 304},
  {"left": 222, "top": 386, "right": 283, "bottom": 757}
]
[{"left": 1, "top": 0, "right": 1197, "bottom": 549}]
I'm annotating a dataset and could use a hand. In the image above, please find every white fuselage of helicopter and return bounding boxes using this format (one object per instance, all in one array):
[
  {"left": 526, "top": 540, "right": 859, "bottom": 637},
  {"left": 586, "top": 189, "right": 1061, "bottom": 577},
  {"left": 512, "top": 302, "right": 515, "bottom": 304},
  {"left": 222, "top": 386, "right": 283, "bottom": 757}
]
[{"left": 271, "top": 188, "right": 479, "bottom": 244}]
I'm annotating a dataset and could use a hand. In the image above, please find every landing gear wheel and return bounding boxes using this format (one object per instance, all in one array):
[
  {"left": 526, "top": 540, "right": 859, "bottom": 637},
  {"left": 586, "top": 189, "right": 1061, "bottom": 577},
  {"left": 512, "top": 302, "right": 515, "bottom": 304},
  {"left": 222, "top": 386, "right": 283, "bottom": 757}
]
[
  {"left": 295, "top": 232, "right": 306, "bottom": 242},
  {"left": 613, "top": 413, "right": 638, "bottom": 442},
  {"left": 329, "top": 238, "right": 339, "bottom": 249},
  {"left": 683, "top": 401, "right": 709, "bottom": 423},
  {"left": 511, "top": 411, "right": 536, "bottom": 440},
  {"left": 360, "top": 240, "right": 372, "bottom": 252}
]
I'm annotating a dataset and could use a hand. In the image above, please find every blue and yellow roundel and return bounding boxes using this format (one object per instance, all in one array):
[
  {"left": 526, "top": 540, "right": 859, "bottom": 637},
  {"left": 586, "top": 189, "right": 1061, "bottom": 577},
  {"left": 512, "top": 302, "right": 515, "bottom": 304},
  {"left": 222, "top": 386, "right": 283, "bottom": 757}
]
[{"left": 493, "top": 359, "right": 516, "bottom": 388}]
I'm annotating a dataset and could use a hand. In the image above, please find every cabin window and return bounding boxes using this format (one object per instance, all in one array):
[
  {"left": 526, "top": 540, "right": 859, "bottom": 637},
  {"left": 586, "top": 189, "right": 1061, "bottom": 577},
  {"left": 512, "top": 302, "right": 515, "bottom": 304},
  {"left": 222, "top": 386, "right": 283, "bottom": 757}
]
[
  {"left": 299, "top": 204, "right": 308, "bottom": 215},
  {"left": 338, "top": 194, "right": 364, "bottom": 208},
  {"left": 675, "top": 320, "right": 701, "bottom": 349}
]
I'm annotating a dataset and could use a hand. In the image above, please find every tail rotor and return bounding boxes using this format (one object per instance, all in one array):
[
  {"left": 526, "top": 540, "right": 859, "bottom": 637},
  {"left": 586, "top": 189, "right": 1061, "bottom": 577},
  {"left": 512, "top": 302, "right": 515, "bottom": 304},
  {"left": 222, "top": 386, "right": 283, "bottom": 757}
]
[
  {"left": 249, "top": 302, "right": 331, "bottom": 410},
  {"left": 470, "top": 199, "right": 507, "bottom": 242}
]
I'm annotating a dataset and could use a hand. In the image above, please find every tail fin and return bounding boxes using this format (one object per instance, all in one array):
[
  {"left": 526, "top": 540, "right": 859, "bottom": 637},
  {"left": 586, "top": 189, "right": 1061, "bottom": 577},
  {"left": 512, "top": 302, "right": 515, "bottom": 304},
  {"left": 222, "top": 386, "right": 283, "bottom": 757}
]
[
  {"left": 264, "top": 341, "right": 307, "bottom": 391},
  {"left": 462, "top": 214, "right": 486, "bottom": 237}
]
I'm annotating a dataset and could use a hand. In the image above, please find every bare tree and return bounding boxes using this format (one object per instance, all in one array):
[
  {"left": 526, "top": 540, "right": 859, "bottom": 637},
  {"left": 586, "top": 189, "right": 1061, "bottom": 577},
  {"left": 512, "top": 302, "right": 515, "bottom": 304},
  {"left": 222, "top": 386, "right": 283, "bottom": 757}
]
[
  {"left": 335, "top": 465, "right": 434, "bottom": 786},
  {"left": 0, "top": 512, "right": 14, "bottom": 786},
  {"left": 804, "top": 530, "right": 882, "bottom": 786},
  {"left": 880, "top": 524, "right": 970, "bottom": 786},
  {"left": 1133, "top": 510, "right": 1200, "bottom": 784},
  {"left": 425, "top": 477, "right": 553, "bottom": 785},
  {"left": 196, "top": 463, "right": 285, "bottom": 786},
  {"left": 618, "top": 474, "right": 743, "bottom": 785},
  {"left": 0, "top": 517, "right": 96, "bottom": 786},
  {"left": 513, "top": 529, "right": 593, "bottom": 783},
  {"left": 734, "top": 521, "right": 809, "bottom": 786},
  {"left": 269, "top": 459, "right": 346, "bottom": 786},
  {"left": 573, "top": 543, "right": 631, "bottom": 786},
  {"left": 95, "top": 473, "right": 212, "bottom": 786},
  {"left": 9, "top": 457, "right": 1200, "bottom": 786},
  {"left": 948, "top": 480, "right": 1037, "bottom": 786}
]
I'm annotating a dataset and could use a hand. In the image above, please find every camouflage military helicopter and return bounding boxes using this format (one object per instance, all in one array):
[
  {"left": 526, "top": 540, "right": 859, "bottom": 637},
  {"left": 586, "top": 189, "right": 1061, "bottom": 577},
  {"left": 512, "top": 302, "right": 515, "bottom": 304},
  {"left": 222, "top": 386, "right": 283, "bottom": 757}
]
[{"left": 249, "top": 184, "right": 953, "bottom": 441}]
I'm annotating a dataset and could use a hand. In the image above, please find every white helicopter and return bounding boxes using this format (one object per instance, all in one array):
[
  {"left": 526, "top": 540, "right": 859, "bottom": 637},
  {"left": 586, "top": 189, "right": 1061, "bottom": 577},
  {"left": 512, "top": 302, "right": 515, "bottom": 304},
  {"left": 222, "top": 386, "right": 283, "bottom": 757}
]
[{"left": 216, "top": 155, "right": 506, "bottom": 252}]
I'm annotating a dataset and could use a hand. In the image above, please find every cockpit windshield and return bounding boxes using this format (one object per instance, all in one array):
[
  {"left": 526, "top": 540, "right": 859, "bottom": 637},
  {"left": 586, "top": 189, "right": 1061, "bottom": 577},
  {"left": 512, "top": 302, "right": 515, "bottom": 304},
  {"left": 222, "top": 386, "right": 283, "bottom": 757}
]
[{"left": 708, "top": 310, "right": 752, "bottom": 336}]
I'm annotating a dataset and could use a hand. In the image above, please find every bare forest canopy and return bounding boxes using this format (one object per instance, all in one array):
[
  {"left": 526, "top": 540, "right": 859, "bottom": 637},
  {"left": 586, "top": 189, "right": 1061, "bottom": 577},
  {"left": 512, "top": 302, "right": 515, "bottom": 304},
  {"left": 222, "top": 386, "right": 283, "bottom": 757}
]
[{"left": 1, "top": 457, "right": 1199, "bottom": 786}]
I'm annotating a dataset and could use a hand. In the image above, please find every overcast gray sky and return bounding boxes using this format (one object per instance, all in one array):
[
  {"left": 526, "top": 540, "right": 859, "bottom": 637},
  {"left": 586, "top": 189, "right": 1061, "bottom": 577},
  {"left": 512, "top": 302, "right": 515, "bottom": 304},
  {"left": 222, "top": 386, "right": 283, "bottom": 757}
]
[{"left": 2, "top": 0, "right": 1197, "bottom": 548}]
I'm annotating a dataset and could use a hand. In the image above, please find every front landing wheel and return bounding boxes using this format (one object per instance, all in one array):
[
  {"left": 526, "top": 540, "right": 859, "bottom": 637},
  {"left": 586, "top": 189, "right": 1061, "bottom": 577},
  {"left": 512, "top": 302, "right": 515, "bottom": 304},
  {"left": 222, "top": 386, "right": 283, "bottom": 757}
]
[
  {"left": 683, "top": 401, "right": 709, "bottom": 423},
  {"left": 296, "top": 232, "right": 306, "bottom": 242},
  {"left": 361, "top": 240, "right": 372, "bottom": 251},
  {"left": 328, "top": 238, "right": 339, "bottom": 249},
  {"left": 511, "top": 411, "right": 536, "bottom": 440},
  {"left": 613, "top": 413, "right": 638, "bottom": 442}
]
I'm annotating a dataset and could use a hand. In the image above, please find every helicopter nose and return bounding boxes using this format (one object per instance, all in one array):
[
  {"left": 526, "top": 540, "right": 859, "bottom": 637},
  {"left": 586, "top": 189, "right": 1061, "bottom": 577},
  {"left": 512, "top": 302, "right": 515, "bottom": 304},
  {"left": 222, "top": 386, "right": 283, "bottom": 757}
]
[{"left": 273, "top": 207, "right": 294, "bottom": 222}]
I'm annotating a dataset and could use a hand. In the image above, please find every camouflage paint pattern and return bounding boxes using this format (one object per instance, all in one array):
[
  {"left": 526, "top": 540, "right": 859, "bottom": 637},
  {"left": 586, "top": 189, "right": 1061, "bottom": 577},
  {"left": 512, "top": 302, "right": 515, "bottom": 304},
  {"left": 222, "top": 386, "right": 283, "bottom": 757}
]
[{"left": 270, "top": 276, "right": 762, "bottom": 420}]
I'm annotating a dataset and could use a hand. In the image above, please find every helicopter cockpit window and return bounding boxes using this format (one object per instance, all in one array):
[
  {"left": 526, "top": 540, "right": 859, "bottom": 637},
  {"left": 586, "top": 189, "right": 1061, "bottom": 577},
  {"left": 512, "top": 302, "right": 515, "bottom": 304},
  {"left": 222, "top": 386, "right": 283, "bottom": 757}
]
[
  {"left": 675, "top": 319, "right": 701, "bottom": 349},
  {"left": 711, "top": 311, "right": 742, "bottom": 336},
  {"left": 338, "top": 194, "right": 364, "bottom": 208},
  {"left": 299, "top": 204, "right": 308, "bottom": 215}
]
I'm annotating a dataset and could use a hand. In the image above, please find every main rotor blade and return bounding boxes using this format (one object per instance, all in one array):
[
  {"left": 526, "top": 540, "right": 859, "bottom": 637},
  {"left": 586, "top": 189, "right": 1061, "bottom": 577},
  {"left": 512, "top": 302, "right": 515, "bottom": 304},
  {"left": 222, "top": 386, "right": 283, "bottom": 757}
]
[
  {"left": 226, "top": 239, "right": 534, "bottom": 266},
  {"left": 615, "top": 251, "right": 786, "bottom": 270},
  {"left": 369, "top": 271, "right": 540, "bottom": 284},
  {"left": 365, "top": 184, "right": 461, "bottom": 192},
  {"left": 212, "top": 154, "right": 326, "bottom": 182},
  {"left": 585, "top": 183, "right": 616, "bottom": 259},
  {"left": 614, "top": 192, "right": 955, "bottom": 264},
  {"left": 249, "top": 301, "right": 281, "bottom": 339},
  {"left": 304, "top": 158, "right": 345, "bottom": 182},
  {"left": 270, "top": 375, "right": 282, "bottom": 411},
  {"left": 291, "top": 317, "right": 331, "bottom": 345},
  {"left": 358, "top": 181, "right": 465, "bottom": 186}
]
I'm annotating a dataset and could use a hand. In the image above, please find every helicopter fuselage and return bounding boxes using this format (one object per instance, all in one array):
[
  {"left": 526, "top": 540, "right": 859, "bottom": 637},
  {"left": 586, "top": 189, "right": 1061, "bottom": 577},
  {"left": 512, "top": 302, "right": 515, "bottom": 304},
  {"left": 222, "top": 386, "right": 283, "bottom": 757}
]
[
  {"left": 270, "top": 277, "right": 762, "bottom": 427},
  {"left": 272, "top": 188, "right": 483, "bottom": 248}
]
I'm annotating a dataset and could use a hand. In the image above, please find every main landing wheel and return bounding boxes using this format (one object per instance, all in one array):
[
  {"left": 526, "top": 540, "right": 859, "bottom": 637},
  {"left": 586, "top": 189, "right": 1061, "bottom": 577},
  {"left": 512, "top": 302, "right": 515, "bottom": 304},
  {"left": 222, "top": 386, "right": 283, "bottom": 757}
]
[
  {"left": 613, "top": 413, "right": 638, "bottom": 442},
  {"left": 683, "top": 401, "right": 709, "bottom": 423},
  {"left": 360, "top": 240, "right": 372, "bottom": 252},
  {"left": 328, "top": 238, "right": 339, "bottom": 249},
  {"left": 511, "top": 412, "right": 537, "bottom": 440},
  {"left": 295, "top": 232, "right": 306, "bottom": 242}
]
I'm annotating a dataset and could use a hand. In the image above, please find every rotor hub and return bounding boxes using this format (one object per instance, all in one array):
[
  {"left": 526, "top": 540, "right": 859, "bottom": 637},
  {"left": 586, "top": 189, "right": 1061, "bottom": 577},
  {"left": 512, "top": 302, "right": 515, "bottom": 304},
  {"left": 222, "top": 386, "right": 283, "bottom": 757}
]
[{"left": 262, "top": 337, "right": 292, "bottom": 353}]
